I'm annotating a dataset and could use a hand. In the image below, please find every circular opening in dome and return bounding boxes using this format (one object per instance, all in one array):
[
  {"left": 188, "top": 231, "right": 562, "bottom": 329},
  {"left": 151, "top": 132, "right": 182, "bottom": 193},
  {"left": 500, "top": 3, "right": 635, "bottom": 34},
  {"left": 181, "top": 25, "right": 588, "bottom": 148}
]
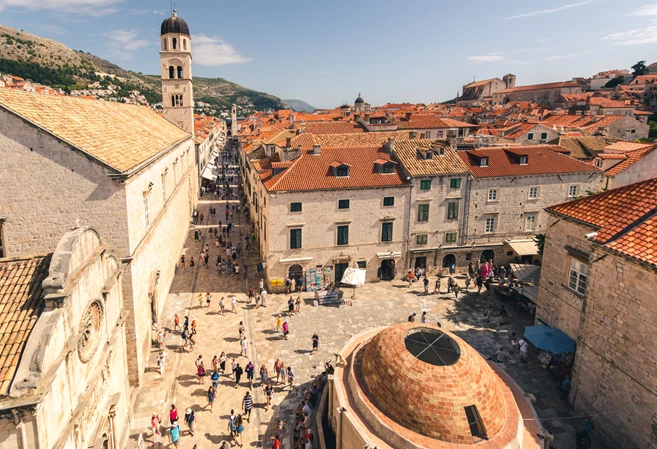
[{"left": 404, "top": 328, "right": 461, "bottom": 366}]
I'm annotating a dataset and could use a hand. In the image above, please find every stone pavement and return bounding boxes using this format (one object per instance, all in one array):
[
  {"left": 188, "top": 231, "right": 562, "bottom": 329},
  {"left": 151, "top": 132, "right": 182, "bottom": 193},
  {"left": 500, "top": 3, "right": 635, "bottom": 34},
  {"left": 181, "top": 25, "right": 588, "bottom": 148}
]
[{"left": 127, "top": 155, "right": 607, "bottom": 449}]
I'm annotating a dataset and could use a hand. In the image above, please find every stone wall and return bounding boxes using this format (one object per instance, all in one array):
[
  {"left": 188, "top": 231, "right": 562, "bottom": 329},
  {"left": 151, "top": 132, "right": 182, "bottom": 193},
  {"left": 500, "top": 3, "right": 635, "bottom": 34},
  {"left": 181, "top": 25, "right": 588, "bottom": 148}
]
[
  {"left": 492, "top": 86, "right": 582, "bottom": 107},
  {"left": 607, "top": 149, "right": 657, "bottom": 189},
  {"left": 603, "top": 116, "right": 649, "bottom": 140},
  {"left": 0, "top": 109, "right": 129, "bottom": 257}
]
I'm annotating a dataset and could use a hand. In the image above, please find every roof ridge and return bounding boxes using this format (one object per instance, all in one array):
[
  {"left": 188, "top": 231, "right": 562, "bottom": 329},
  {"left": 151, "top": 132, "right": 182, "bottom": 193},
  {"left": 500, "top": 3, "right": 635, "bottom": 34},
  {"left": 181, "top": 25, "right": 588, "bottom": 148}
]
[
  {"left": 597, "top": 206, "right": 657, "bottom": 245},
  {"left": 268, "top": 154, "right": 304, "bottom": 190}
]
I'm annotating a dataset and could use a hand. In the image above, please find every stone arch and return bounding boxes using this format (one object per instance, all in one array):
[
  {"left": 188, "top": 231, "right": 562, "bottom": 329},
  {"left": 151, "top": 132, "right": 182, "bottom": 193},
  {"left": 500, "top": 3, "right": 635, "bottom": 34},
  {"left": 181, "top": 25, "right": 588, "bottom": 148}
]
[
  {"left": 162, "top": 38, "right": 168, "bottom": 51},
  {"left": 442, "top": 254, "right": 456, "bottom": 268},
  {"left": 177, "top": 66, "right": 183, "bottom": 79},
  {"left": 172, "top": 37, "right": 177, "bottom": 49},
  {"left": 171, "top": 95, "right": 175, "bottom": 107},
  {"left": 480, "top": 250, "right": 495, "bottom": 263},
  {"left": 183, "top": 38, "right": 187, "bottom": 50},
  {"left": 168, "top": 66, "right": 175, "bottom": 79}
]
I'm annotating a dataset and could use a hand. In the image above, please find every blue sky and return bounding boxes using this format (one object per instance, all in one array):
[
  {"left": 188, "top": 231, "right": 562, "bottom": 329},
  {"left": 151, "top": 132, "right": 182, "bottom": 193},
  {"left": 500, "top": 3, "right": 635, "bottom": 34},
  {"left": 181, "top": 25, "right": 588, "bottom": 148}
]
[{"left": 1, "top": 0, "right": 657, "bottom": 108}]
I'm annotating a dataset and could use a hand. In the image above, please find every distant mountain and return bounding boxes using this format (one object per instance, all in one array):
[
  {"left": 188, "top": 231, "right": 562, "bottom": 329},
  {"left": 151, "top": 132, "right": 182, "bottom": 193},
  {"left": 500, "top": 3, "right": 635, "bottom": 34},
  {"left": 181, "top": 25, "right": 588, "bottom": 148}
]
[
  {"left": 282, "top": 99, "right": 316, "bottom": 112},
  {"left": 0, "top": 25, "right": 285, "bottom": 113}
]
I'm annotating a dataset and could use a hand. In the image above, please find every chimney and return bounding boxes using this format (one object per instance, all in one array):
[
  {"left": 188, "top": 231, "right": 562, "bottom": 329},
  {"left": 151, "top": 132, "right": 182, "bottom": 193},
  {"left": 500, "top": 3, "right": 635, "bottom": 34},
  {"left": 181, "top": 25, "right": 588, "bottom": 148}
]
[
  {"left": 406, "top": 111, "right": 412, "bottom": 120},
  {"left": 386, "top": 138, "right": 396, "bottom": 153},
  {"left": 285, "top": 136, "right": 292, "bottom": 149},
  {"left": 312, "top": 144, "right": 322, "bottom": 155}
]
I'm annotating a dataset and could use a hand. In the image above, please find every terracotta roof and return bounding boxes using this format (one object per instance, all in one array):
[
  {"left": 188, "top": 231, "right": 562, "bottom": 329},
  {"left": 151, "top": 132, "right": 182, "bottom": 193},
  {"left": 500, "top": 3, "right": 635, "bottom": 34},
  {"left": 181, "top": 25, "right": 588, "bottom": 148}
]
[
  {"left": 392, "top": 139, "right": 471, "bottom": 176},
  {"left": 0, "top": 90, "right": 190, "bottom": 173},
  {"left": 260, "top": 146, "right": 408, "bottom": 192},
  {"left": 290, "top": 131, "right": 414, "bottom": 149},
  {"left": 605, "top": 145, "right": 657, "bottom": 176},
  {"left": 604, "top": 141, "right": 651, "bottom": 152},
  {"left": 597, "top": 154, "right": 627, "bottom": 160},
  {"left": 0, "top": 254, "right": 51, "bottom": 396},
  {"left": 588, "top": 97, "right": 632, "bottom": 108},
  {"left": 459, "top": 146, "right": 600, "bottom": 178},
  {"left": 548, "top": 178, "right": 657, "bottom": 267},
  {"left": 496, "top": 81, "right": 580, "bottom": 94},
  {"left": 303, "top": 122, "right": 364, "bottom": 134},
  {"left": 557, "top": 136, "right": 608, "bottom": 159},
  {"left": 463, "top": 78, "right": 498, "bottom": 88},
  {"left": 397, "top": 115, "right": 475, "bottom": 130}
]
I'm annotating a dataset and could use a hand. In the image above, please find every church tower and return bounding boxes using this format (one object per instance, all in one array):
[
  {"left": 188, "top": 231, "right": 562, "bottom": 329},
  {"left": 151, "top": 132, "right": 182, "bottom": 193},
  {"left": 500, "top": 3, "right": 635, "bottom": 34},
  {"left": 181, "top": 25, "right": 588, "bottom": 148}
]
[{"left": 160, "top": 9, "right": 194, "bottom": 134}]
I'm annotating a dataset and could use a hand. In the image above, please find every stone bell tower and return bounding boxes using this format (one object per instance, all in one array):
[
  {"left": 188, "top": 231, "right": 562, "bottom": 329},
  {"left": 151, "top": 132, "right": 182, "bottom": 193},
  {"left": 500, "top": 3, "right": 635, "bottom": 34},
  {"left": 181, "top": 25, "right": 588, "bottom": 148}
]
[{"left": 160, "top": 8, "right": 194, "bottom": 134}]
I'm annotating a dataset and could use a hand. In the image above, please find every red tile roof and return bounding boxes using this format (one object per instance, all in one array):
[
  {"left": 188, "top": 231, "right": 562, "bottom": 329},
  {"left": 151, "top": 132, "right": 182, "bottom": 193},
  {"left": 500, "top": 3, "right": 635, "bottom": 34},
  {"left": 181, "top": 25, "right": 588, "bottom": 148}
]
[
  {"left": 548, "top": 178, "right": 657, "bottom": 267},
  {"left": 260, "top": 146, "right": 408, "bottom": 192},
  {"left": 459, "top": 146, "right": 600, "bottom": 178},
  {"left": 496, "top": 81, "right": 580, "bottom": 94},
  {"left": 604, "top": 145, "right": 657, "bottom": 176},
  {"left": 303, "top": 122, "right": 364, "bottom": 134}
]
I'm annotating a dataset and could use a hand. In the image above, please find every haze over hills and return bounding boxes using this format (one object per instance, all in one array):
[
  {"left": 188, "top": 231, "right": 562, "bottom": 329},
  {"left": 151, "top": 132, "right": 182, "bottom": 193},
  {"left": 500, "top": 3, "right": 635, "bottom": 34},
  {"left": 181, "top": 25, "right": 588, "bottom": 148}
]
[
  {"left": 0, "top": 25, "right": 285, "bottom": 114},
  {"left": 282, "top": 99, "right": 317, "bottom": 113}
]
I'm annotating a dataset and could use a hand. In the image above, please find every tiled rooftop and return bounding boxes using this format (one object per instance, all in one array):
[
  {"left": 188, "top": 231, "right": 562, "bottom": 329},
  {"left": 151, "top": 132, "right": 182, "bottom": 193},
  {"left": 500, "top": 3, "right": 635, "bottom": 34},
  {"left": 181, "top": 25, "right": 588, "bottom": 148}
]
[
  {"left": 290, "top": 131, "right": 414, "bottom": 149},
  {"left": 0, "top": 254, "right": 51, "bottom": 396},
  {"left": 496, "top": 81, "right": 580, "bottom": 94},
  {"left": 459, "top": 146, "right": 600, "bottom": 178},
  {"left": 0, "top": 89, "right": 190, "bottom": 173},
  {"left": 604, "top": 145, "right": 657, "bottom": 177},
  {"left": 392, "top": 139, "right": 470, "bottom": 176},
  {"left": 303, "top": 122, "right": 364, "bottom": 134},
  {"left": 548, "top": 178, "right": 657, "bottom": 267}
]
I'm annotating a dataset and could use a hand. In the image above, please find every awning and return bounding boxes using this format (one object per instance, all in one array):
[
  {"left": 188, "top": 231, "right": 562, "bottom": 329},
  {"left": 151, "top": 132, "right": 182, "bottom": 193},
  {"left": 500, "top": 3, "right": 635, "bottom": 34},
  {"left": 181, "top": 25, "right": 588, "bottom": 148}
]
[
  {"left": 410, "top": 247, "right": 442, "bottom": 253},
  {"left": 278, "top": 257, "right": 313, "bottom": 263},
  {"left": 513, "top": 284, "right": 538, "bottom": 303},
  {"left": 524, "top": 324, "right": 575, "bottom": 354},
  {"left": 509, "top": 263, "right": 542, "bottom": 284},
  {"left": 202, "top": 164, "right": 219, "bottom": 180},
  {"left": 506, "top": 239, "right": 539, "bottom": 256},
  {"left": 376, "top": 251, "right": 402, "bottom": 259},
  {"left": 341, "top": 268, "right": 366, "bottom": 287}
]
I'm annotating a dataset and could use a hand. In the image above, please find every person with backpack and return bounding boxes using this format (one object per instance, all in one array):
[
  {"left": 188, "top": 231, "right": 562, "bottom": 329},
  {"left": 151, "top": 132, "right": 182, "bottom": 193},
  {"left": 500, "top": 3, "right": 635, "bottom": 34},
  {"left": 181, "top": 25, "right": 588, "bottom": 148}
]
[{"left": 184, "top": 408, "right": 195, "bottom": 437}]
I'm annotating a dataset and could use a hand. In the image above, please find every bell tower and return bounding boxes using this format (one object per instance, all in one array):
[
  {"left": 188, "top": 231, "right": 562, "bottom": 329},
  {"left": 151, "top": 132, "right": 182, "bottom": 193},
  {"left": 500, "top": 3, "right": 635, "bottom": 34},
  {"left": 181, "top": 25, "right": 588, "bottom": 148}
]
[{"left": 160, "top": 8, "right": 194, "bottom": 134}]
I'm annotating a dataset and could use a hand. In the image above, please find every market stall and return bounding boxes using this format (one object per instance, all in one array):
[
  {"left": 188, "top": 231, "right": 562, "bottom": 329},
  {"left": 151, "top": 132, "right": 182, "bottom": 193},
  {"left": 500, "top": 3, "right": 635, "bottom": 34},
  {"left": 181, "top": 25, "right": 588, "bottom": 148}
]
[{"left": 524, "top": 324, "right": 575, "bottom": 378}]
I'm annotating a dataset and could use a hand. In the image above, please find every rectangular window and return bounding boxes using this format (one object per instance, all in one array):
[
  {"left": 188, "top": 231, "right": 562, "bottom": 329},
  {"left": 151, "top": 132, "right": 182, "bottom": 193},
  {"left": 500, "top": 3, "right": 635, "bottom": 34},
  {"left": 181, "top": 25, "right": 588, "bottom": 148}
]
[
  {"left": 381, "top": 222, "right": 393, "bottom": 242},
  {"left": 337, "top": 225, "right": 349, "bottom": 246},
  {"left": 526, "top": 214, "right": 537, "bottom": 231},
  {"left": 541, "top": 132, "right": 548, "bottom": 140},
  {"left": 290, "top": 202, "right": 302, "bottom": 212},
  {"left": 420, "top": 179, "right": 432, "bottom": 190},
  {"left": 464, "top": 405, "right": 487, "bottom": 441},
  {"left": 449, "top": 178, "right": 462, "bottom": 189},
  {"left": 357, "top": 261, "right": 366, "bottom": 269},
  {"left": 519, "top": 155, "right": 528, "bottom": 165},
  {"left": 338, "top": 199, "right": 350, "bottom": 209},
  {"left": 336, "top": 166, "right": 349, "bottom": 177},
  {"left": 447, "top": 202, "right": 459, "bottom": 220},
  {"left": 144, "top": 197, "right": 150, "bottom": 228},
  {"left": 383, "top": 196, "right": 395, "bottom": 206},
  {"left": 527, "top": 133, "right": 534, "bottom": 141},
  {"left": 480, "top": 157, "right": 488, "bottom": 167},
  {"left": 445, "top": 232, "right": 457, "bottom": 243},
  {"left": 568, "top": 185, "right": 579, "bottom": 197},
  {"left": 485, "top": 217, "right": 495, "bottom": 233},
  {"left": 488, "top": 189, "right": 498, "bottom": 201},
  {"left": 568, "top": 258, "right": 588, "bottom": 294},
  {"left": 290, "top": 228, "right": 302, "bottom": 249},
  {"left": 528, "top": 187, "right": 539, "bottom": 199},
  {"left": 418, "top": 204, "right": 430, "bottom": 222},
  {"left": 416, "top": 234, "right": 428, "bottom": 245},
  {"left": 382, "top": 164, "right": 394, "bottom": 173}
]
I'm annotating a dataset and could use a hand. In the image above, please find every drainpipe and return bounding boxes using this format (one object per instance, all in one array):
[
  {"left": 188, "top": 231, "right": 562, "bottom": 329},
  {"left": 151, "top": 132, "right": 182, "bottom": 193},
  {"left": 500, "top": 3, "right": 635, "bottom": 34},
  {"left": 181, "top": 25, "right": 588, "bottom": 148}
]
[
  {"left": 405, "top": 182, "right": 414, "bottom": 272},
  {"left": 460, "top": 174, "right": 474, "bottom": 247}
]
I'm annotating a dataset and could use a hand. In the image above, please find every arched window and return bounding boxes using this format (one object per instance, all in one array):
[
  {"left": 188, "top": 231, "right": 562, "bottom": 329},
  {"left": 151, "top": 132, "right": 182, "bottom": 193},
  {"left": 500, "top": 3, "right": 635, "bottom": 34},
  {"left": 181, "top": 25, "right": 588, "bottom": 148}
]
[
  {"left": 179, "top": 95, "right": 183, "bottom": 107},
  {"left": 168, "top": 66, "right": 175, "bottom": 79},
  {"left": 172, "top": 38, "right": 177, "bottom": 50},
  {"left": 171, "top": 95, "right": 175, "bottom": 107},
  {"left": 183, "top": 39, "right": 187, "bottom": 50},
  {"left": 163, "top": 38, "right": 168, "bottom": 50},
  {"left": 177, "top": 66, "right": 183, "bottom": 79}
]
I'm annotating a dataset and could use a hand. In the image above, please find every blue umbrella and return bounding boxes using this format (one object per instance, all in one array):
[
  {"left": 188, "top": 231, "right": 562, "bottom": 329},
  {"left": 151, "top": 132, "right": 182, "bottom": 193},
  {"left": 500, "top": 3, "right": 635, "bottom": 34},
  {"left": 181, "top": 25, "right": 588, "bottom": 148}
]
[{"left": 523, "top": 324, "right": 575, "bottom": 354}]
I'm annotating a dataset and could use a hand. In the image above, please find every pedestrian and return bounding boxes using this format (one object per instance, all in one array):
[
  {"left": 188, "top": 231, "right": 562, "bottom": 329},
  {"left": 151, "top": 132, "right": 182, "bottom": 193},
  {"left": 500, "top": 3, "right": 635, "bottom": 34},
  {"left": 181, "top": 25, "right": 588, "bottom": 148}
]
[
  {"left": 191, "top": 318, "right": 197, "bottom": 335},
  {"left": 248, "top": 286, "right": 255, "bottom": 303},
  {"left": 157, "top": 350, "right": 166, "bottom": 375},
  {"left": 465, "top": 274, "right": 471, "bottom": 291},
  {"left": 235, "top": 414, "right": 245, "bottom": 447},
  {"left": 219, "top": 352, "right": 227, "bottom": 372},
  {"left": 453, "top": 284, "right": 461, "bottom": 300},
  {"left": 219, "top": 296, "right": 226, "bottom": 314},
  {"left": 447, "top": 276, "right": 455, "bottom": 293},
  {"left": 287, "top": 297, "right": 295, "bottom": 316},
  {"left": 499, "top": 305, "right": 508, "bottom": 325},
  {"left": 238, "top": 321, "right": 245, "bottom": 338},
  {"left": 264, "top": 380, "right": 274, "bottom": 411},
  {"left": 190, "top": 257, "right": 195, "bottom": 267},
  {"left": 421, "top": 311, "right": 427, "bottom": 324},
  {"left": 274, "top": 359, "right": 283, "bottom": 383},
  {"left": 245, "top": 361, "right": 255, "bottom": 389},
  {"left": 187, "top": 333, "right": 196, "bottom": 351},
  {"left": 560, "top": 375, "right": 572, "bottom": 400},
  {"left": 476, "top": 275, "right": 483, "bottom": 294},
  {"left": 234, "top": 363, "right": 243, "bottom": 388},
  {"left": 312, "top": 332, "right": 319, "bottom": 353},
  {"left": 242, "top": 391, "right": 253, "bottom": 422},
  {"left": 407, "top": 270, "right": 413, "bottom": 287},
  {"left": 278, "top": 362, "right": 287, "bottom": 386},
  {"left": 423, "top": 276, "right": 429, "bottom": 295},
  {"left": 260, "top": 364, "right": 269, "bottom": 385},
  {"left": 433, "top": 277, "right": 441, "bottom": 294},
  {"left": 227, "top": 411, "right": 237, "bottom": 444},
  {"left": 197, "top": 361, "right": 206, "bottom": 384},
  {"left": 180, "top": 255, "right": 185, "bottom": 269},
  {"left": 261, "top": 289, "right": 268, "bottom": 307},
  {"left": 211, "top": 368, "right": 221, "bottom": 389},
  {"left": 181, "top": 328, "right": 189, "bottom": 352},
  {"left": 197, "top": 293, "right": 204, "bottom": 309},
  {"left": 282, "top": 320, "right": 289, "bottom": 340},
  {"left": 286, "top": 366, "right": 295, "bottom": 390},
  {"left": 495, "top": 345, "right": 506, "bottom": 366},
  {"left": 259, "top": 278, "right": 264, "bottom": 293},
  {"left": 508, "top": 332, "right": 518, "bottom": 353},
  {"left": 207, "top": 385, "right": 216, "bottom": 412},
  {"left": 240, "top": 335, "right": 249, "bottom": 357},
  {"left": 285, "top": 276, "right": 291, "bottom": 294},
  {"left": 294, "top": 294, "right": 300, "bottom": 313},
  {"left": 408, "top": 312, "right": 416, "bottom": 322},
  {"left": 518, "top": 338, "right": 529, "bottom": 362},
  {"left": 484, "top": 306, "right": 493, "bottom": 323},
  {"left": 168, "top": 422, "right": 181, "bottom": 448},
  {"left": 173, "top": 313, "right": 180, "bottom": 331},
  {"left": 231, "top": 358, "right": 237, "bottom": 378},
  {"left": 151, "top": 413, "right": 161, "bottom": 442},
  {"left": 184, "top": 408, "right": 195, "bottom": 436},
  {"left": 169, "top": 404, "right": 179, "bottom": 423},
  {"left": 231, "top": 295, "right": 237, "bottom": 313},
  {"left": 206, "top": 292, "right": 211, "bottom": 308},
  {"left": 290, "top": 277, "right": 296, "bottom": 293}
]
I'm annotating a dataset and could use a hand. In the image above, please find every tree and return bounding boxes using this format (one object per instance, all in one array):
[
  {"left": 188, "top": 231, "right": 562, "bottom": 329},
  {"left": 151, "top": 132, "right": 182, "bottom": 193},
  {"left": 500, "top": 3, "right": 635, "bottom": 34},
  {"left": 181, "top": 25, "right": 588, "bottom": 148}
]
[
  {"left": 533, "top": 234, "right": 546, "bottom": 255},
  {"left": 604, "top": 76, "right": 625, "bottom": 88},
  {"left": 632, "top": 61, "right": 649, "bottom": 78}
]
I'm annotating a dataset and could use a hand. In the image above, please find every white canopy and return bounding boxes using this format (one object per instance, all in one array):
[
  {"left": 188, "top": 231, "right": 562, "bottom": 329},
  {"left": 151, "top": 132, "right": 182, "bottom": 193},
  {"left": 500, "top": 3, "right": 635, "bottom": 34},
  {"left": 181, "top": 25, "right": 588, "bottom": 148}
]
[{"left": 341, "top": 268, "right": 366, "bottom": 287}]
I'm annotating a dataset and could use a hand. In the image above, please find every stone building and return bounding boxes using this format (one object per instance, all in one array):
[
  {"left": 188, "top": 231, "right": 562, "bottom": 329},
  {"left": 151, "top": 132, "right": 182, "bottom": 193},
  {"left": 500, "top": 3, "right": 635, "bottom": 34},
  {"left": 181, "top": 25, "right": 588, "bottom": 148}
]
[
  {"left": 457, "top": 74, "right": 515, "bottom": 107},
  {"left": 496, "top": 123, "right": 559, "bottom": 146},
  {"left": 385, "top": 139, "right": 471, "bottom": 272},
  {"left": 457, "top": 146, "right": 601, "bottom": 266},
  {"left": 0, "top": 227, "right": 130, "bottom": 449},
  {"left": 324, "top": 323, "right": 541, "bottom": 448},
  {"left": 0, "top": 88, "right": 196, "bottom": 386},
  {"left": 592, "top": 143, "right": 657, "bottom": 189},
  {"left": 492, "top": 81, "right": 582, "bottom": 107},
  {"left": 536, "top": 178, "right": 657, "bottom": 449}
]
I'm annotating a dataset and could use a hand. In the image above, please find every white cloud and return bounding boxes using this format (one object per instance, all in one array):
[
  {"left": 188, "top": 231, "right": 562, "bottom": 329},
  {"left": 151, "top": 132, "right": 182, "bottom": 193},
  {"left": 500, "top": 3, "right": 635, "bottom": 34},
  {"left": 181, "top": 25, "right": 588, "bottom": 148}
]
[
  {"left": 627, "top": 4, "right": 657, "bottom": 16},
  {"left": 603, "top": 21, "right": 657, "bottom": 45},
  {"left": 192, "top": 34, "right": 252, "bottom": 66},
  {"left": 545, "top": 52, "right": 583, "bottom": 60},
  {"left": 468, "top": 55, "right": 505, "bottom": 63},
  {"left": 505, "top": 1, "right": 592, "bottom": 20},
  {"left": 0, "top": 0, "right": 122, "bottom": 16},
  {"left": 103, "top": 29, "right": 151, "bottom": 59},
  {"left": 124, "top": 8, "right": 166, "bottom": 16}
]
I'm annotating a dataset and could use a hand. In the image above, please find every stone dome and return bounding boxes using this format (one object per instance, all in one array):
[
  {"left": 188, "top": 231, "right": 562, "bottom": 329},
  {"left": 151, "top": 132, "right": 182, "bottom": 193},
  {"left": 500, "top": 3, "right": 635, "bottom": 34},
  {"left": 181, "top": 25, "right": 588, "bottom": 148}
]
[
  {"left": 360, "top": 323, "right": 507, "bottom": 444},
  {"left": 355, "top": 94, "right": 365, "bottom": 104},
  {"left": 161, "top": 10, "right": 190, "bottom": 36}
]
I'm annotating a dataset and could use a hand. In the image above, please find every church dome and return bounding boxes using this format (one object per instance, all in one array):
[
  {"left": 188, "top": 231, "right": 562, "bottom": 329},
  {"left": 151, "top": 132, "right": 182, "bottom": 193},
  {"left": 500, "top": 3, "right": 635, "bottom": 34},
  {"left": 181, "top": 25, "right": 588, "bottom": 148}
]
[
  {"left": 355, "top": 94, "right": 365, "bottom": 104},
  {"left": 161, "top": 10, "right": 190, "bottom": 36},
  {"left": 360, "top": 324, "right": 507, "bottom": 444}
]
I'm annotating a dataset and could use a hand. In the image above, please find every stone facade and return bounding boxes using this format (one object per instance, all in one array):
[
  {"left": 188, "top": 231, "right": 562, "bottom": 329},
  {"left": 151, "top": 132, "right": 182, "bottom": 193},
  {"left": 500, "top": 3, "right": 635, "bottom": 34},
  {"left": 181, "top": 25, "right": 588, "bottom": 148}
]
[
  {"left": 0, "top": 107, "right": 197, "bottom": 385},
  {"left": 599, "top": 115, "right": 650, "bottom": 141},
  {"left": 602, "top": 149, "right": 657, "bottom": 189},
  {"left": 160, "top": 27, "right": 194, "bottom": 134},
  {"left": 0, "top": 227, "right": 130, "bottom": 449},
  {"left": 536, "top": 213, "right": 657, "bottom": 449}
]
